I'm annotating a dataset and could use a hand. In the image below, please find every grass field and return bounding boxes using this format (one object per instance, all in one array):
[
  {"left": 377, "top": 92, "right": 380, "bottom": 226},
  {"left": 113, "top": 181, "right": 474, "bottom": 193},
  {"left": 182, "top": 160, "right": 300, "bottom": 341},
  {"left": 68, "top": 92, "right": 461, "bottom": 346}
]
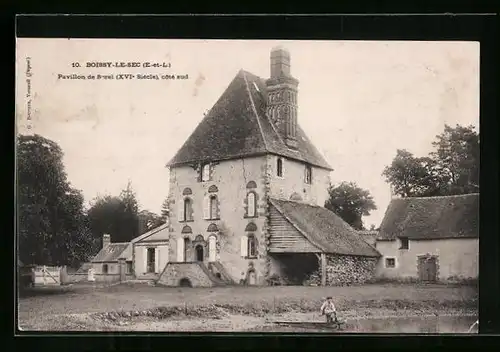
[{"left": 18, "top": 282, "right": 478, "bottom": 331}]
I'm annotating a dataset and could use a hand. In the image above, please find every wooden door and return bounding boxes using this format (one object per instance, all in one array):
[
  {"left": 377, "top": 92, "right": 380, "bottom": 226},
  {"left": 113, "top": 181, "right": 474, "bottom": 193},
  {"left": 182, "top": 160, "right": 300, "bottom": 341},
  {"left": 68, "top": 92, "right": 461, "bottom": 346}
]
[
  {"left": 195, "top": 245, "right": 204, "bottom": 262},
  {"left": 147, "top": 248, "right": 155, "bottom": 273},
  {"left": 248, "top": 271, "right": 257, "bottom": 285},
  {"left": 419, "top": 256, "right": 437, "bottom": 282}
]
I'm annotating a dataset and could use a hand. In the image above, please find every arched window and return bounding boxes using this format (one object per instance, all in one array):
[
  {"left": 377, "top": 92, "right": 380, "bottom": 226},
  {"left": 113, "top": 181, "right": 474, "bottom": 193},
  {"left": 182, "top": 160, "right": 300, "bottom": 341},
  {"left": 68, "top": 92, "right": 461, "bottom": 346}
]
[
  {"left": 205, "top": 195, "right": 219, "bottom": 220},
  {"left": 102, "top": 264, "right": 108, "bottom": 274},
  {"left": 246, "top": 181, "right": 257, "bottom": 189},
  {"left": 181, "top": 225, "right": 192, "bottom": 234},
  {"left": 209, "top": 195, "right": 218, "bottom": 220},
  {"left": 277, "top": 158, "right": 283, "bottom": 177},
  {"left": 247, "top": 234, "right": 258, "bottom": 258},
  {"left": 247, "top": 192, "right": 257, "bottom": 217},
  {"left": 184, "top": 198, "right": 193, "bottom": 221},
  {"left": 305, "top": 165, "right": 312, "bottom": 184}
]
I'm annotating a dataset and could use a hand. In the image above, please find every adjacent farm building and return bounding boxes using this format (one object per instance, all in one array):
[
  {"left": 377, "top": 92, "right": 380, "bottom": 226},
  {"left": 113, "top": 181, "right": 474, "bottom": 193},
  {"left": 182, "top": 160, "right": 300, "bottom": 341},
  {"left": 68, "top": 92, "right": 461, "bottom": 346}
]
[
  {"left": 88, "top": 234, "right": 133, "bottom": 282},
  {"left": 375, "top": 193, "right": 479, "bottom": 283},
  {"left": 131, "top": 223, "right": 170, "bottom": 280}
]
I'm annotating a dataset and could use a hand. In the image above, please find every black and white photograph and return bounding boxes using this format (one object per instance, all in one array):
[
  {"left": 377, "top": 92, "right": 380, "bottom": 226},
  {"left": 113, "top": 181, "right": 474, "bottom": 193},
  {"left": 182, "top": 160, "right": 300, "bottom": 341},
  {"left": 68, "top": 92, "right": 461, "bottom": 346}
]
[{"left": 16, "top": 37, "right": 479, "bottom": 333}]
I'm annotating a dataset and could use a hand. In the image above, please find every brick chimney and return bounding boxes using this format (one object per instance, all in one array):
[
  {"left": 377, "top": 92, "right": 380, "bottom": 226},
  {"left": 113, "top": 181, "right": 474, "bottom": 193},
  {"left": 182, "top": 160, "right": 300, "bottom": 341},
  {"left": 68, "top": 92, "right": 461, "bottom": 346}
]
[
  {"left": 266, "top": 46, "right": 299, "bottom": 149},
  {"left": 102, "top": 234, "right": 111, "bottom": 249}
]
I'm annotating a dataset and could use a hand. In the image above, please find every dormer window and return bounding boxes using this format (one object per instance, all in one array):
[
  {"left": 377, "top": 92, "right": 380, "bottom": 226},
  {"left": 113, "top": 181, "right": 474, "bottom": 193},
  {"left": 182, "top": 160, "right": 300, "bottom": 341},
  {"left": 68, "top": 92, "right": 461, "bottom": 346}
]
[
  {"left": 201, "top": 163, "right": 211, "bottom": 182},
  {"left": 277, "top": 158, "right": 283, "bottom": 177},
  {"left": 305, "top": 165, "right": 312, "bottom": 184}
]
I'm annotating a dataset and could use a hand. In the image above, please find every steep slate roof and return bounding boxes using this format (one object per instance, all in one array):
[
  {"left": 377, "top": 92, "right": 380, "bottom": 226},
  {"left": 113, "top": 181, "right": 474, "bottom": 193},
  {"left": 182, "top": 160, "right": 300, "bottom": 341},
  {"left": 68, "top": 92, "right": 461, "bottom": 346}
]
[
  {"left": 270, "top": 198, "right": 380, "bottom": 257},
  {"left": 378, "top": 193, "right": 479, "bottom": 241},
  {"left": 91, "top": 243, "right": 132, "bottom": 263},
  {"left": 167, "top": 70, "right": 332, "bottom": 170}
]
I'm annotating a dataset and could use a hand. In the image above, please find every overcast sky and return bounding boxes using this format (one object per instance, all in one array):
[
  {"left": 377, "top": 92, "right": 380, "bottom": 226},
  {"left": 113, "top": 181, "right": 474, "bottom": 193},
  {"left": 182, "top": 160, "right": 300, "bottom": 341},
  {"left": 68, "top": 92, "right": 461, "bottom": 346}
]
[{"left": 16, "top": 39, "right": 479, "bottom": 227}]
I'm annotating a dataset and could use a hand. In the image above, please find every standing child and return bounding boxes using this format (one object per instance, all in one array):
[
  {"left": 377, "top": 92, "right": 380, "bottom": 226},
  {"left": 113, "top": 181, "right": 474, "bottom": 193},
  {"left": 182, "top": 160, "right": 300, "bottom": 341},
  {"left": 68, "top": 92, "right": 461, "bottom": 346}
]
[{"left": 320, "top": 296, "right": 338, "bottom": 324}]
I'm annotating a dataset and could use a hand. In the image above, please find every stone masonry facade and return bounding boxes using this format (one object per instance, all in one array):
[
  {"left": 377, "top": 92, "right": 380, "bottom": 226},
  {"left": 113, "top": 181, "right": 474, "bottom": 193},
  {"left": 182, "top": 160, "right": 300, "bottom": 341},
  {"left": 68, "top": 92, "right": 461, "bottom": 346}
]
[
  {"left": 306, "top": 254, "right": 378, "bottom": 286},
  {"left": 157, "top": 263, "right": 215, "bottom": 287}
]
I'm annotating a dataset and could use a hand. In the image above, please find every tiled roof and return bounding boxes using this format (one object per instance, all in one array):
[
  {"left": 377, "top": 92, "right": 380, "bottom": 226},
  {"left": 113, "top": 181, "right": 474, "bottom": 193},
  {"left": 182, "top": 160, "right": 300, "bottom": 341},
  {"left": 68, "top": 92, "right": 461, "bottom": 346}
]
[
  {"left": 167, "top": 70, "right": 332, "bottom": 170},
  {"left": 378, "top": 193, "right": 479, "bottom": 240},
  {"left": 91, "top": 243, "right": 132, "bottom": 263},
  {"left": 270, "top": 198, "right": 380, "bottom": 257}
]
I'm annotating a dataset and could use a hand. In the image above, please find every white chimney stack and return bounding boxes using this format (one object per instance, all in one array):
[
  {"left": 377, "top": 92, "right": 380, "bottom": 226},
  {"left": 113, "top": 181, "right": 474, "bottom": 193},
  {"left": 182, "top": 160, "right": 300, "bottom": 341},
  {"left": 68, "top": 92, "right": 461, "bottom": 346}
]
[{"left": 102, "top": 234, "right": 111, "bottom": 249}]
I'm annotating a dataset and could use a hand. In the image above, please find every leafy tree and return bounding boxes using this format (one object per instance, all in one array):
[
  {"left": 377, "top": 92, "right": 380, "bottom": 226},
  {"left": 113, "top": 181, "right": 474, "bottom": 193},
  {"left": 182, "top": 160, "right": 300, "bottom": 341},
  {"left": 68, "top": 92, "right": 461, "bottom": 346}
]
[
  {"left": 382, "top": 150, "right": 446, "bottom": 197},
  {"left": 87, "top": 181, "right": 140, "bottom": 244},
  {"left": 119, "top": 181, "right": 140, "bottom": 240},
  {"left": 160, "top": 197, "right": 170, "bottom": 221},
  {"left": 382, "top": 124, "right": 479, "bottom": 198},
  {"left": 17, "top": 134, "right": 94, "bottom": 266},
  {"left": 324, "top": 182, "right": 377, "bottom": 230},
  {"left": 138, "top": 210, "right": 165, "bottom": 235},
  {"left": 431, "top": 124, "right": 479, "bottom": 194}
]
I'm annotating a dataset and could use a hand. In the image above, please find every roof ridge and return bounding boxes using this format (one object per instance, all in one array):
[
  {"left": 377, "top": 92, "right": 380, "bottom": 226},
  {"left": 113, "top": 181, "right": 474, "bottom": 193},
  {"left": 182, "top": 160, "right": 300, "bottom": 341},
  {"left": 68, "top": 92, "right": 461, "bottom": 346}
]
[
  {"left": 393, "top": 193, "right": 479, "bottom": 201},
  {"left": 242, "top": 71, "right": 270, "bottom": 151},
  {"left": 273, "top": 197, "right": 322, "bottom": 209}
]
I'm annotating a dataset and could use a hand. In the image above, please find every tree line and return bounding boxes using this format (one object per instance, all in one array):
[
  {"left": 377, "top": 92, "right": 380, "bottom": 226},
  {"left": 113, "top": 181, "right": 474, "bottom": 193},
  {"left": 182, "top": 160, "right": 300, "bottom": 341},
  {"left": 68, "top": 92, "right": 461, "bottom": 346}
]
[
  {"left": 17, "top": 134, "right": 169, "bottom": 267},
  {"left": 324, "top": 124, "right": 479, "bottom": 230},
  {"left": 17, "top": 124, "right": 478, "bottom": 266}
]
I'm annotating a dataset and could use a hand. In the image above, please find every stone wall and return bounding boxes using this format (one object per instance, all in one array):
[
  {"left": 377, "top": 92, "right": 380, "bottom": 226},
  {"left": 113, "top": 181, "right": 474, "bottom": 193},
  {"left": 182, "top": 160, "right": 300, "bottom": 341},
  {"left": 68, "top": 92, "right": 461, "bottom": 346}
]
[
  {"left": 167, "top": 156, "right": 268, "bottom": 284},
  {"left": 305, "top": 254, "right": 377, "bottom": 286},
  {"left": 267, "top": 154, "right": 331, "bottom": 208},
  {"left": 156, "top": 263, "right": 215, "bottom": 287},
  {"left": 375, "top": 237, "right": 478, "bottom": 281}
]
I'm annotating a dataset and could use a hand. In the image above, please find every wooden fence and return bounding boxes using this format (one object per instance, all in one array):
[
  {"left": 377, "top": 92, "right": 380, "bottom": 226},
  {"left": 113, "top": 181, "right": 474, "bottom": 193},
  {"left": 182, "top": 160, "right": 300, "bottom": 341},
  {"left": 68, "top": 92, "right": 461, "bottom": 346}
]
[{"left": 32, "top": 265, "right": 61, "bottom": 286}]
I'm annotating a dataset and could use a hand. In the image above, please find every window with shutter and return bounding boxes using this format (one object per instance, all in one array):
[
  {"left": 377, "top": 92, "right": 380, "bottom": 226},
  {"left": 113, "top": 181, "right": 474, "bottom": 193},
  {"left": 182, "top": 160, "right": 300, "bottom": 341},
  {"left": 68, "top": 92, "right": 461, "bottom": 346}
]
[
  {"left": 203, "top": 195, "right": 210, "bottom": 220},
  {"left": 305, "top": 165, "right": 312, "bottom": 184},
  {"left": 147, "top": 247, "right": 156, "bottom": 273},
  {"left": 210, "top": 195, "right": 219, "bottom": 219},
  {"left": 277, "top": 158, "right": 283, "bottom": 177},
  {"left": 247, "top": 192, "right": 256, "bottom": 217},
  {"left": 248, "top": 235, "right": 258, "bottom": 258},
  {"left": 184, "top": 198, "right": 193, "bottom": 221},
  {"left": 240, "top": 235, "right": 248, "bottom": 257},
  {"left": 201, "top": 163, "right": 211, "bottom": 182}
]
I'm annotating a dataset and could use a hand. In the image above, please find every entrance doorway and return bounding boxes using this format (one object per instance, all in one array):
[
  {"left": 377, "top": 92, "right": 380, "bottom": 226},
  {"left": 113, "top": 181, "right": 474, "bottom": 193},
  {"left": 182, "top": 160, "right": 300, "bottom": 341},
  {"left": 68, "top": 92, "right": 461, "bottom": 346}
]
[
  {"left": 418, "top": 255, "right": 438, "bottom": 282},
  {"left": 248, "top": 270, "right": 257, "bottom": 285},
  {"left": 179, "top": 278, "right": 192, "bottom": 287},
  {"left": 147, "top": 248, "right": 156, "bottom": 273},
  {"left": 184, "top": 237, "right": 190, "bottom": 262},
  {"left": 195, "top": 245, "right": 204, "bottom": 262}
]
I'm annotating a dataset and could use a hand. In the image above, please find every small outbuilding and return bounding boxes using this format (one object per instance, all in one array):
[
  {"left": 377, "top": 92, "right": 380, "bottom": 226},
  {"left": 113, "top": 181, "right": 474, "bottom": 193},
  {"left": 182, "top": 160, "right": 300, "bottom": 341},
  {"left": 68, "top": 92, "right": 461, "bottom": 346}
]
[
  {"left": 90, "top": 234, "right": 133, "bottom": 282},
  {"left": 131, "top": 223, "right": 170, "bottom": 280},
  {"left": 375, "top": 193, "right": 479, "bottom": 283}
]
